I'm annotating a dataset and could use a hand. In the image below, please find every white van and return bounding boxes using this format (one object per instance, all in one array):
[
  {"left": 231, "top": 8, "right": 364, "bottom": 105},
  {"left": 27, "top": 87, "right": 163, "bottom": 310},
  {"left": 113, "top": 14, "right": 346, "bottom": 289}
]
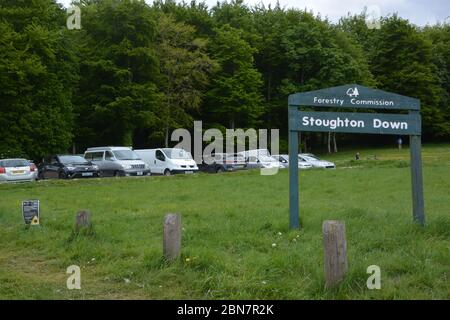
[
  {"left": 135, "top": 148, "right": 198, "bottom": 176},
  {"left": 84, "top": 146, "right": 151, "bottom": 177},
  {"left": 238, "top": 149, "right": 283, "bottom": 169}
]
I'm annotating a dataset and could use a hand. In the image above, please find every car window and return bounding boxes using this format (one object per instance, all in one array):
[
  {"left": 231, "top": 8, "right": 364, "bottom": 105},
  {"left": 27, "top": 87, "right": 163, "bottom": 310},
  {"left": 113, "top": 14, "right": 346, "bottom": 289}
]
[
  {"left": 105, "top": 151, "right": 114, "bottom": 161},
  {"left": 156, "top": 150, "right": 165, "bottom": 161},
  {"left": 303, "top": 154, "right": 319, "bottom": 161},
  {"left": 59, "top": 155, "right": 88, "bottom": 164},
  {"left": 85, "top": 152, "right": 104, "bottom": 161},
  {"left": 248, "top": 156, "right": 258, "bottom": 163},
  {"left": 163, "top": 148, "right": 192, "bottom": 160},
  {"left": 0, "top": 159, "right": 29, "bottom": 167},
  {"left": 113, "top": 150, "right": 140, "bottom": 160}
]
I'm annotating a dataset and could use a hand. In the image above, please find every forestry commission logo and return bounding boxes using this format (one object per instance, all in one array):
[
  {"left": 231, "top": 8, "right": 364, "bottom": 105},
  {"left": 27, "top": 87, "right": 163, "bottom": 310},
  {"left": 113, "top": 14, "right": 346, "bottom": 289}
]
[{"left": 346, "top": 87, "right": 359, "bottom": 98}]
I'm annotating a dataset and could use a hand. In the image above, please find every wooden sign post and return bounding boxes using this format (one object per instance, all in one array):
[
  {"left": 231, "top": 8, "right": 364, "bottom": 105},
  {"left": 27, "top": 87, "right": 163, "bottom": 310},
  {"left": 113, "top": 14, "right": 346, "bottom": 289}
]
[{"left": 288, "top": 84, "right": 425, "bottom": 229}]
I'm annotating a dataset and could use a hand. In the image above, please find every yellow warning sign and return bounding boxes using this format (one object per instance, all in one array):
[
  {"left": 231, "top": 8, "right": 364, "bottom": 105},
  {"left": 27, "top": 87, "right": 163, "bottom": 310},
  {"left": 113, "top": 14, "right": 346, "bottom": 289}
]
[{"left": 31, "top": 215, "right": 39, "bottom": 225}]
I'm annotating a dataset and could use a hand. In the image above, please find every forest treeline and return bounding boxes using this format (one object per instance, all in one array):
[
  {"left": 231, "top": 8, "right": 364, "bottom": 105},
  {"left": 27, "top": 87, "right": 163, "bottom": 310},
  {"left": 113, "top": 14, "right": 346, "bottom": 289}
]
[{"left": 1, "top": 0, "right": 449, "bottom": 159}]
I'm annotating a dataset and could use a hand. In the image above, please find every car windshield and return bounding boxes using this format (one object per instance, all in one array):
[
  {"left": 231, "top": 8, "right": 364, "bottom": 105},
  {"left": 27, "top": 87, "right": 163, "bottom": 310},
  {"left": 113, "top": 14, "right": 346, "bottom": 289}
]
[
  {"left": 0, "top": 159, "right": 29, "bottom": 167},
  {"left": 113, "top": 150, "right": 141, "bottom": 160},
  {"left": 300, "top": 154, "right": 320, "bottom": 161},
  {"left": 163, "top": 149, "right": 192, "bottom": 160},
  {"left": 260, "top": 156, "right": 276, "bottom": 163},
  {"left": 59, "top": 156, "right": 88, "bottom": 165}
]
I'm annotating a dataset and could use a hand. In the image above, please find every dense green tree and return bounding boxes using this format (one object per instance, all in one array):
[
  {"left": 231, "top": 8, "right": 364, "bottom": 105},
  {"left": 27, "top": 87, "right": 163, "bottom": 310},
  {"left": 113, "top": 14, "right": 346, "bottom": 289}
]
[
  {"left": 154, "top": 13, "right": 217, "bottom": 146},
  {"left": 74, "top": 0, "right": 161, "bottom": 150},
  {"left": 0, "top": 0, "right": 77, "bottom": 159},
  {"left": 422, "top": 24, "right": 450, "bottom": 138},
  {"left": 205, "top": 24, "right": 264, "bottom": 129},
  {"left": 153, "top": 0, "right": 214, "bottom": 37},
  {"left": 370, "top": 16, "right": 443, "bottom": 138},
  {"left": 1, "top": 0, "right": 449, "bottom": 159}
]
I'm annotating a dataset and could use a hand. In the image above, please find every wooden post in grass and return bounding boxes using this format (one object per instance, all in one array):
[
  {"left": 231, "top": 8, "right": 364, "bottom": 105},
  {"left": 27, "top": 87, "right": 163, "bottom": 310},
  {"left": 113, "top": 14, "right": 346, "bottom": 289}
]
[
  {"left": 75, "top": 210, "right": 93, "bottom": 236},
  {"left": 163, "top": 214, "right": 181, "bottom": 261},
  {"left": 323, "top": 220, "right": 348, "bottom": 288}
]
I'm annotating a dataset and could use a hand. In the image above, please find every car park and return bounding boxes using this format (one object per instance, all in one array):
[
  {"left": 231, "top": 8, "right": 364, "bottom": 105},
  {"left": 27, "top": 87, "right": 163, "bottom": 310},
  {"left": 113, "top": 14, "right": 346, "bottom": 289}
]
[
  {"left": 84, "top": 147, "right": 150, "bottom": 177},
  {"left": 0, "top": 158, "right": 37, "bottom": 183},
  {"left": 199, "top": 153, "right": 246, "bottom": 173},
  {"left": 272, "top": 154, "right": 313, "bottom": 169},
  {"left": 298, "top": 153, "right": 336, "bottom": 169},
  {"left": 38, "top": 155, "right": 100, "bottom": 179},
  {"left": 135, "top": 148, "right": 198, "bottom": 176}
]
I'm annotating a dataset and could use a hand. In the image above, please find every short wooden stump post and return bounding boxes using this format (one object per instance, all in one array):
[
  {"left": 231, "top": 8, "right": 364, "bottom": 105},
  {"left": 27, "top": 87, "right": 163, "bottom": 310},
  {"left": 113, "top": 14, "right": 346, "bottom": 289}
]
[
  {"left": 163, "top": 213, "right": 181, "bottom": 261},
  {"left": 322, "top": 220, "right": 348, "bottom": 288},
  {"left": 75, "top": 210, "right": 93, "bottom": 235}
]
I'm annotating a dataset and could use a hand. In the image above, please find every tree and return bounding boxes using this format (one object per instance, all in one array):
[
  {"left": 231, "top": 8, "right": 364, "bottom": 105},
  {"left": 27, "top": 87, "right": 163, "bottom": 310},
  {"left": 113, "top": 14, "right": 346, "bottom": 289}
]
[
  {"left": 422, "top": 24, "right": 450, "bottom": 139},
  {"left": 74, "top": 0, "right": 161, "bottom": 150},
  {"left": 0, "top": 0, "right": 77, "bottom": 159},
  {"left": 154, "top": 13, "right": 217, "bottom": 147},
  {"left": 371, "top": 16, "right": 443, "bottom": 139},
  {"left": 205, "top": 24, "right": 264, "bottom": 129}
]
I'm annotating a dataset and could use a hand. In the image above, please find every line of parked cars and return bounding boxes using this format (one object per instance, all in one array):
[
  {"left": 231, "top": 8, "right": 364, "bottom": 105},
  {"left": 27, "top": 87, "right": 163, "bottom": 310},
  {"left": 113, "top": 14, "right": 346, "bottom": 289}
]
[{"left": 0, "top": 146, "right": 335, "bottom": 183}]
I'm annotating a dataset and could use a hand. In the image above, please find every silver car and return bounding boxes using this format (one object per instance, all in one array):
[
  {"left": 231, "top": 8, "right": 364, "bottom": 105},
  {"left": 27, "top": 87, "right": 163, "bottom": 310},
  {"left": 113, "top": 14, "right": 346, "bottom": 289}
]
[
  {"left": 0, "top": 158, "right": 37, "bottom": 182},
  {"left": 299, "top": 153, "right": 336, "bottom": 169},
  {"left": 272, "top": 154, "right": 312, "bottom": 169}
]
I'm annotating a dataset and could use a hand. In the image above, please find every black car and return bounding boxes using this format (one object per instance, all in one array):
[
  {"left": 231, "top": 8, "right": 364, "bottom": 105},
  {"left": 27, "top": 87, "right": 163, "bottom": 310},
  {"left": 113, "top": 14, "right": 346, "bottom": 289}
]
[
  {"left": 198, "top": 153, "right": 247, "bottom": 173},
  {"left": 38, "top": 155, "right": 101, "bottom": 179}
]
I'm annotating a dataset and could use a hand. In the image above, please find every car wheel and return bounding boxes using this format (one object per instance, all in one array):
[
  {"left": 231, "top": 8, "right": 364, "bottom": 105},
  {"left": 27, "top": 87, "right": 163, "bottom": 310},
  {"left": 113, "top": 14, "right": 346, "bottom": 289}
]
[
  {"left": 59, "top": 172, "right": 67, "bottom": 179},
  {"left": 114, "top": 171, "right": 121, "bottom": 177},
  {"left": 216, "top": 167, "right": 224, "bottom": 173},
  {"left": 164, "top": 169, "right": 171, "bottom": 176},
  {"left": 38, "top": 172, "right": 45, "bottom": 180}
]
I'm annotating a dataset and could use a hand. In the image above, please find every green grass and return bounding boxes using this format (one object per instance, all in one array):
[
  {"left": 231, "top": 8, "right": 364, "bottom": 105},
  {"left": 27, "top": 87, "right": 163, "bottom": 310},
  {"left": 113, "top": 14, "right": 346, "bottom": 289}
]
[{"left": 0, "top": 144, "right": 449, "bottom": 299}]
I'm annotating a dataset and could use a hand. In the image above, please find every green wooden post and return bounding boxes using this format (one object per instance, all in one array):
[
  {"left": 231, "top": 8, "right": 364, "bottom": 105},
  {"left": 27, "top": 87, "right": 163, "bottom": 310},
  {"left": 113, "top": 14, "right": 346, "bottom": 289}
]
[
  {"left": 289, "top": 106, "right": 300, "bottom": 229},
  {"left": 409, "top": 129, "right": 425, "bottom": 224}
]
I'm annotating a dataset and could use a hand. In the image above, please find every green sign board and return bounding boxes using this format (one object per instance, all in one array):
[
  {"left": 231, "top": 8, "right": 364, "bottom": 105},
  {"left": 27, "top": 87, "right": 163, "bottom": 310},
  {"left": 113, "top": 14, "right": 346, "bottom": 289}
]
[
  {"left": 288, "top": 84, "right": 425, "bottom": 230},
  {"left": 296, "top": 111, "right": 421, "bottom": 135},
  {"left": 288, "top": 84, "right": 420, "bottom": 110}
]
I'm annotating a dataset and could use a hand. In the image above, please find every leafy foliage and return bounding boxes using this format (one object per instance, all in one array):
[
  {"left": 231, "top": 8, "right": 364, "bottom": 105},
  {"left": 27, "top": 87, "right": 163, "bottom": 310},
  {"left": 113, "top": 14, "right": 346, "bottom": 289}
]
[{"left": 1, "top": 0, "right": 449, "bottom": 159}]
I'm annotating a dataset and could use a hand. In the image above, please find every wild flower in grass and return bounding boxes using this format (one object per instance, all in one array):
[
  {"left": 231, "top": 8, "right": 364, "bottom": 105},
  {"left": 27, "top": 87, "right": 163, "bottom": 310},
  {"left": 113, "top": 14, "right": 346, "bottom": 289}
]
[
  {"left": 124, "top": 278, "right": 131, "bottom": 284},
  {"left": 292, "top": 238, "right": 297, "bottom": 242},
  {"left": 185, "top": 258, "right": 191, "bottom": 262},
  {"left": 272, "top": 243, "right": 277, "bottom": 247},
  {"left": 262, "top": 281, "right": 267, "bottom": 285},
  {"left": 277, "top": 232, "right": 282, "bottom": 236}
]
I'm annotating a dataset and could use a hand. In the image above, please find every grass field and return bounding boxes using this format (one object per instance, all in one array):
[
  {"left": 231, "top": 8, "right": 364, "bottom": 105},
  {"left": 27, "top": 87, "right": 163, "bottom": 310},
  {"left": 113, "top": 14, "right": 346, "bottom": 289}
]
[{"left": 0, "top": 144, "right": 449, "bottom": 299}]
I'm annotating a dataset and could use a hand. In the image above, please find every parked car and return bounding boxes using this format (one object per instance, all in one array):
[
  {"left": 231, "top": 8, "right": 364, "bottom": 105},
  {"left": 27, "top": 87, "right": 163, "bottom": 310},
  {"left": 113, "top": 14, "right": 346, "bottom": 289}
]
[
  {"left": 239, "top": 149, "right": 283, "bottom": 170},
  {"left": 272, "top": 154, "right": 312, "bottom": 169},
  {"left": 38, "top": 155, "right": 100, "bottom": 179},
  {"left": 199, "top": 153, "right": 246, "bottom": 173},
  {"left": 298, "top": 153, "right": 336, "bottom": 169},
  {"left": 0, "top": 158, "right": 37, "bottom": 182},
  {"left": 135, "top": 148, "right": 198, "bottom": 176},
  {"left": 84, "top": 147, "right": 150, "bottom": 177}
]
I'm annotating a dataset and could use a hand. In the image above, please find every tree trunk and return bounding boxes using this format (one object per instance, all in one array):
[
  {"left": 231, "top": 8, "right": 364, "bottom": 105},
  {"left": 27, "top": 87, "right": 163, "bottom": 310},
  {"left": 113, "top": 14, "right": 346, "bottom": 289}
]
[
  {"left": 333, "top": 133, "right": 338, "bottom": 153},
  {"left": 304, "top": 134, "right": 307, "bottom": 153},
  {"left": 165, "top": 126, "right": 169, "bottom": 148},
  {"left": 327, "top": 132, "right": 331, "bottom": 154},
  {"left": 298, "top": 132, "right": 302, "bottom": 153}
]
